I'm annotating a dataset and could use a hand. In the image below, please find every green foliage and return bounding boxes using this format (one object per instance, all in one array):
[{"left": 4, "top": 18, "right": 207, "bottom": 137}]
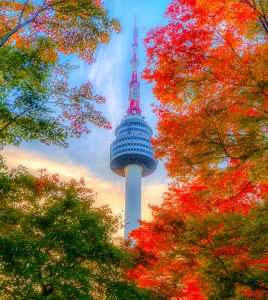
[
  {"left": 106, "top": 281, "right": 159, "bottom": 300},
  {"left": 0, "top": 45, "right": 68, "bottom": 148},
  {"left": 0, "top": 43, "right": 111, "bottom": 151},
  {"left": 0, "top": 167, "right": 151, "bottom": 299},
  {"left": 0, "top": 0, "right": 120, "bottom": 152},
  {"left": 190, "top": 206, "right": 268, "bottom": 299}
]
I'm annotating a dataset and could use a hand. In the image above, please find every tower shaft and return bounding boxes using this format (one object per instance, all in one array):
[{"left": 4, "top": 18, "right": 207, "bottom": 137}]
[{"left": 124, "top": 165, "right": 142, "bottom": 239}]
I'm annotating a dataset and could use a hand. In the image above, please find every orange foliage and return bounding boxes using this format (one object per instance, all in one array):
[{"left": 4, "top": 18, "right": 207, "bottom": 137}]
[
  {"left": 129, "top": 177, "right": 268, "bottom": 298},
  {"left": 128, "top": 1, "right": 268, "bottom": 299},
  {"left": 144, "top": 0, "right": 267, "bottom": 187},
  {"left": 0, "top": 0, "right": 120, "bottom": 63}
]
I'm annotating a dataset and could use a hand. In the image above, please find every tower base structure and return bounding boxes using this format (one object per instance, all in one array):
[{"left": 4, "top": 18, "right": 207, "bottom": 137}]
[{"left": 124, "top": 164, "right": 142, "bottom": 239}]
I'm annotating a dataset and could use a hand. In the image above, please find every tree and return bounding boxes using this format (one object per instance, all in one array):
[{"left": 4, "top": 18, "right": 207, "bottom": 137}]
[
  {"left": 0, "top": 0, "right": 120, "bottom": 61},
  {"left": 126, "top": 1, "right": 268, "bottom": 299},
  {"left": 128, "top": 179, "right": 268, "bottom": 299},
  {"left": 143, "top": 0, "right": 267, "bottom": 187},
  {"left": 0, "top": 166, "right": 154, "bottom": 299},
  {"left": 0, "top": 0, "right": 120, "bottom": 150}
]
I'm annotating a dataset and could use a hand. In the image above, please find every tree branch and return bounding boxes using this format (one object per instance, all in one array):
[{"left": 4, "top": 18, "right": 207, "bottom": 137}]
[
  {"left": 0, "top": 5, "right": 46, "bottom": 47},
  {"left": 0, "top": 105, "right": 38, "bottom": 134},
  {"left": 17, "top": 0, "right": 30, "bottom": 25},
  {"left": 242, "top": 0, "right": 268, "bottom": 34},
  {"left": 206, "top": 236, "right": 230, "bottom": 276},
  {"left": 214, "top": 126, "right": 239, "bottom": 160},
  {"left": 0, "top": 0, "right": 67, "bottom": 48}
]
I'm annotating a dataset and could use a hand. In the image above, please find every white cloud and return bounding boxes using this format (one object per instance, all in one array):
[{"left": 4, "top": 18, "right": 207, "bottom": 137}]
[
  {"left": 88, "top": 33, "right": 126, "bottom": 128},
  {"left": 142, "top": 183, "right": 166, "bottom": 220}
]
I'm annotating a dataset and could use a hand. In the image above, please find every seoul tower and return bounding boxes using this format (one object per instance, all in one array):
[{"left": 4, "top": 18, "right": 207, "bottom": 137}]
[{"left": 110, "top": 19, "right": 157, "bottom": 239}]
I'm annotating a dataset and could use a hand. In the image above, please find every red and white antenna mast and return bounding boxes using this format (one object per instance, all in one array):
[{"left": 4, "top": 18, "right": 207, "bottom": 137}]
[{"left": 127, "top": 16, "right": 141, "bottom": 115}]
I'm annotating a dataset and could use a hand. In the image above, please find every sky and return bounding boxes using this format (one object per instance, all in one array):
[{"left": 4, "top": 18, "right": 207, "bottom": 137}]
[{"left": 4, "top": 0, "right": 171, "bottom": 233}]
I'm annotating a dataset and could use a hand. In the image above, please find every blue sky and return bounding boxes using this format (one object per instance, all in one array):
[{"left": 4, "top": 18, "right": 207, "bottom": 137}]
[{"left": 4, "top": 0, "right": 171, "bottom": 227}]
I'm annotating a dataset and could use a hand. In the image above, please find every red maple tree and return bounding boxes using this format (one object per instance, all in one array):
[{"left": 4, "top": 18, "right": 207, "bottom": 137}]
[{"left": 126, "top": 1, "right": 268, "bottom": 299}]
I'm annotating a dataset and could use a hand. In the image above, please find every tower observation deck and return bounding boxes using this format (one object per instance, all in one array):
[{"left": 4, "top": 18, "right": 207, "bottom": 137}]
[{"left": 110, "top": 19, "right": 157, "bottom": 239}]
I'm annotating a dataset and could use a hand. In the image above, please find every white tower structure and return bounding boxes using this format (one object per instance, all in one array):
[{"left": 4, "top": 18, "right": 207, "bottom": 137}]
[{"left": 110, "top": 20, "right": 157, "bottom": 239}]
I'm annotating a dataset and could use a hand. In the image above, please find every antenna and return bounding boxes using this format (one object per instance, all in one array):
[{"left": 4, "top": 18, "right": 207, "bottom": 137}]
[{"left": 127, "top": 16, "right": 141, "bottom": 115}]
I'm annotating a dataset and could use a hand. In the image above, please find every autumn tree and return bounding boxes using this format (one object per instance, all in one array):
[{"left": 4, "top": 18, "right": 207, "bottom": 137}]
[
  {"left": 130, "top": 182, "right": 268, "bottom": 299},
  {"left": 0, "top": 0, "right": 120, "bottom": 151},
  {"left": 0, "top": 166, "right": 156, "bottom": 299},
  {"left": 128, "top": 180, "right": 268, "bottom": 299},
  {"left": 126, "top": 1, "right": 268, "bottom": 299},
  {"left": 143, "top": 0, "right": 268, "bottom": 186}
]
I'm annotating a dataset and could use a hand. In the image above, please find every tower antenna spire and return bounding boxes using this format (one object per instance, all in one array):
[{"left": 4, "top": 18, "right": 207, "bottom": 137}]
[{"left": 127, "top": 16, "right": 141, "bottom": 115}]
